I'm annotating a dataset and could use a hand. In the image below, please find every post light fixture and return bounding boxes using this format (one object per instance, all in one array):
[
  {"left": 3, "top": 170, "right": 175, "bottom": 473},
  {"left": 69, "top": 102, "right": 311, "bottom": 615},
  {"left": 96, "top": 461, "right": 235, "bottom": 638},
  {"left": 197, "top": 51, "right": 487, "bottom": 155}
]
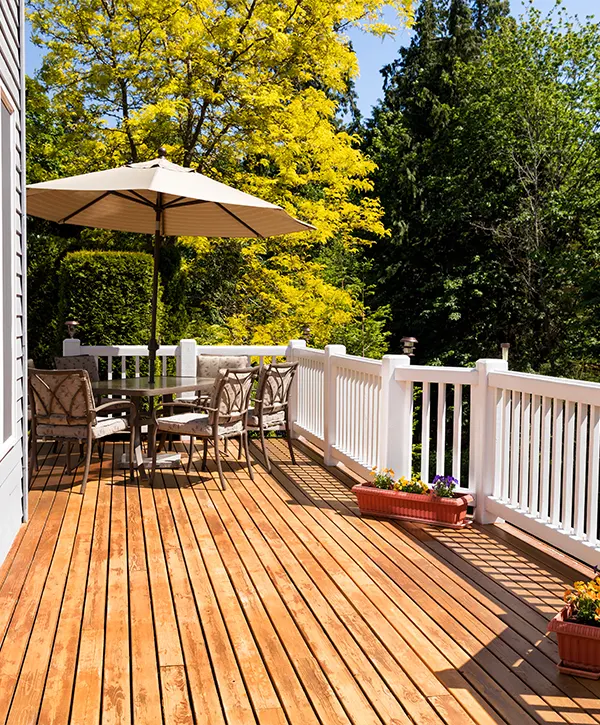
[
  {"left": 301, "top": 323, "right": 312, "bottom": 344},
  {"left": 400, "top": 336, "right": 418, "bottom": 357},
  {"left": 501, "top": 342, "right": 510, "bottom": 362},
  {"left": 65, "top": 320, "right": 79, "bottom": 339}
]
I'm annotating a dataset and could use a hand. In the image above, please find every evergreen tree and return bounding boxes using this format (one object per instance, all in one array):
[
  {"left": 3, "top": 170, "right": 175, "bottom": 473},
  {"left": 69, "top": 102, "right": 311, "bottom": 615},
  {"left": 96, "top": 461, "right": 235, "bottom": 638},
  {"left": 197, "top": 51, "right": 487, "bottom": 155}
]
[{"left": 365, "top": 0, "right": 510, "bottom": 364}]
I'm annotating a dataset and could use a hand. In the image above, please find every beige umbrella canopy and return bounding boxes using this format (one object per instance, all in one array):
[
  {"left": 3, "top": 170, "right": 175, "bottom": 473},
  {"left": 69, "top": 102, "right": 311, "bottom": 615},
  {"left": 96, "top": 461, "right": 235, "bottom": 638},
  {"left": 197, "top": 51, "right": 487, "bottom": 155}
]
[{"left": 27, "top": 150, "right": 315, "bottom": 382}]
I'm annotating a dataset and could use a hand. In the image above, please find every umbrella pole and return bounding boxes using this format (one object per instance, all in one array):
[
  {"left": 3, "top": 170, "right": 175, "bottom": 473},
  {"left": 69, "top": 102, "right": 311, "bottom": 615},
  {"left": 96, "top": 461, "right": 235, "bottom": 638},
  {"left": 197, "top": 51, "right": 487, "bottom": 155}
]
[{"left": 148, "top": 195, "right": 162, "bottom": 385}]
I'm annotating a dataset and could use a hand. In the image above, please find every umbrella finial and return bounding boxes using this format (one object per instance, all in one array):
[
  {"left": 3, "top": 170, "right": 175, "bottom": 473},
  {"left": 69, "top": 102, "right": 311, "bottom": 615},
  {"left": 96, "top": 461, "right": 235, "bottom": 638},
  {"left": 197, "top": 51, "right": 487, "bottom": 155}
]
[{"left": 158, "top": 147, "right": 167, "bottom": 158}]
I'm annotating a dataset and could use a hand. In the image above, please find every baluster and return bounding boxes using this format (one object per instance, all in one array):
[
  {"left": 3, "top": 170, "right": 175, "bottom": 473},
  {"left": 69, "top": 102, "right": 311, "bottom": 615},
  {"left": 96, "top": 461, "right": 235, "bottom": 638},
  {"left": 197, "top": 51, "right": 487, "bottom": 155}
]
[
  {"left": 510, "top": 391, "right": 521, "bottom": 507},
  {"left": 539, "top": 396, "right": 552, "bottom": 522},
  {"left": 135, "top": 356, "right": 140, "bottom": 378},
  {"left": 550, "top": 399, "right": 564, "bottom": 527},
  {"left": 421, "top": 383, "right": 430, "bottom": 484},
  {"left": 587, "top": 405, "right": 600, "bottom": 547},
  {"left": 492, "top": 388, "right": 503, "bottom": 499},
  {"left": 107, "top": 355, "right": 113, "bottom": 381},
  {"left": 574, "top": 402, "right": 589, "bottom": 539},
  {"left": 436, "top": 383, "right": 446, "bottom": 476},
  {"left": 452, "top": 384, "right": 462, "bottom": 484},
  {"left": 518, "top": 393, "right": 531, "bottom": 512},
  {"left": 529, "top": 395, "right": 541, "bottom": 517},
  {"left": 501, "top": 389, "right": 511, "bottom": 502},
  {"left": 561, "top": 400, "right": 576, "bottom": 532}
]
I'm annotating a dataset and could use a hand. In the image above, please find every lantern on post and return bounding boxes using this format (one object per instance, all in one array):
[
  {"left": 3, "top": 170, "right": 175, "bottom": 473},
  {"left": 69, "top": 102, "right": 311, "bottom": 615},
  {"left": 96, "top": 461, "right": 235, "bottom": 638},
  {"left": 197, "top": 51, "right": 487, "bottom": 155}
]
[
  {"left": 501, "top": 342, "right": 510, "bottom": 362},
  {"left": 400, "top": 336, "right": 418, "bottom": 356},
  {"left": 65, "top": 320, "right": 79, "bottom": 339}
]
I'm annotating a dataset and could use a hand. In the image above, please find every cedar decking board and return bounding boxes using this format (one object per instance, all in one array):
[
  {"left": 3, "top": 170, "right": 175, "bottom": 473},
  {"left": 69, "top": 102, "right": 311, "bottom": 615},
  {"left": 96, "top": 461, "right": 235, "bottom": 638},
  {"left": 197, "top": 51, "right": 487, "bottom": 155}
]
[{"left": 0, "top": 440, "right": 597, "bottom": 724}]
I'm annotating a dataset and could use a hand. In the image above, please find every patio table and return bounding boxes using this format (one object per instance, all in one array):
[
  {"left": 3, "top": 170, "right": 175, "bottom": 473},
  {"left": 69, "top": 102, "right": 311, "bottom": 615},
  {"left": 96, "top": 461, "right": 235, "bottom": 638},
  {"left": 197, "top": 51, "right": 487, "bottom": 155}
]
[{"left": 92, "top": 376, "right": 215, "bottom": 480}]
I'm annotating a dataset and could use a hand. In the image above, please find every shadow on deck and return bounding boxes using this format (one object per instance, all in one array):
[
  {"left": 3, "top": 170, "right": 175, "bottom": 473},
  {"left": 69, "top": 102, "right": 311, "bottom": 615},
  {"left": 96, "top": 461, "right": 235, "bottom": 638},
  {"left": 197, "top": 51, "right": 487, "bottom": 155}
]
[{"left": 0, "top": 437, "right": 598, "bottom": 725}]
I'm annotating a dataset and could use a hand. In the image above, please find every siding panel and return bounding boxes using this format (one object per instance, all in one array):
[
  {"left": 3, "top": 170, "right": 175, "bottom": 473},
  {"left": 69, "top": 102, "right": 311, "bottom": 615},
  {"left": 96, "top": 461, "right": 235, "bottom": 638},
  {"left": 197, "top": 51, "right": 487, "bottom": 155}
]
[{"left": 0, "top": 0, "right": 27, "bottom": 563}]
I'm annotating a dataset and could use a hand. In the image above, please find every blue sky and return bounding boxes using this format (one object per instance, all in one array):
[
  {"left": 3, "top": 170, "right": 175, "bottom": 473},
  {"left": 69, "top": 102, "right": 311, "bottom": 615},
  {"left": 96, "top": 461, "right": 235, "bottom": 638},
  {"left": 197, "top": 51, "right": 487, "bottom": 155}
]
[{"left": 25, "top": 0, "right": 597, "bottom": 119}]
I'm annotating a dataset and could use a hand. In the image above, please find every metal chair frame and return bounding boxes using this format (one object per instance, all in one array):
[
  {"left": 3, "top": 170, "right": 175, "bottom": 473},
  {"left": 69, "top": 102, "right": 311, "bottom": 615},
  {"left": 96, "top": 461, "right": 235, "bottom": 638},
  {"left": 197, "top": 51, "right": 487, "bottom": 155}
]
[
  {"left": 249, "top": 362, "right": 298, "bottom": 472},
  {"left": 29, "top": 369, "right": 135, "bottom": 493},
  {"left": 151, "top": 366, "right": 259, "bottom": 490}
]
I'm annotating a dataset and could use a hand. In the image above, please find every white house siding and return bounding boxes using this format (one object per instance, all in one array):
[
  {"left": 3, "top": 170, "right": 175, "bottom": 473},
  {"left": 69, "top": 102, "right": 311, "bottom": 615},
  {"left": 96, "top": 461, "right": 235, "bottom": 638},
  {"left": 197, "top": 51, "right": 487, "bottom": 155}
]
[{"left": 0, "top": 0, "right": 27, "bottom": 564}]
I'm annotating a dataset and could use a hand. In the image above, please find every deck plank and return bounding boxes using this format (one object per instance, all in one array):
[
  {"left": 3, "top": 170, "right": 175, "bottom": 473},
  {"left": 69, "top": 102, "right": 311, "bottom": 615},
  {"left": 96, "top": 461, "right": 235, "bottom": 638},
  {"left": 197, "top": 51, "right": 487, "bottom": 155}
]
[{"left": 0, "top": 439, "right": 596, "bottom": 725}]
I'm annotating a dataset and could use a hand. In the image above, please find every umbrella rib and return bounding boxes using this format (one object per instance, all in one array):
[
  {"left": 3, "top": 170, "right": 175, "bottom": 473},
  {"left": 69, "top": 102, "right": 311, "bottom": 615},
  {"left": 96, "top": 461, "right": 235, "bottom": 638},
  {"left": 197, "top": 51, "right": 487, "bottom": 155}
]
[
  {"left": 162, "top": 196, "right": 188, "bottom": 209},
  {"left": 58, "top": 191, "right": 112, "bottom": 224},
  {"left": 110, "top": 190, "right": 155, "bottom": 207},
  {"left": 215, "top": 202, "right": 265, "bottom": 238},
  {"left": 162, "top": 198, "right": 210, "bottom": 210}
]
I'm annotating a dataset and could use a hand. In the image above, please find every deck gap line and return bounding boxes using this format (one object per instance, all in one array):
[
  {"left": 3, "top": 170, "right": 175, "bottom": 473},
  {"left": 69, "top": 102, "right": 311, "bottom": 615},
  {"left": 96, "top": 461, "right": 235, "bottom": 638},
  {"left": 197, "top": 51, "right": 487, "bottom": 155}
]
[
  {"left": 161, "top": 461, "right": 251, "bottom": 725},
  {"left": 225, "top": 457, "right": 450, "bottom": 725},
  {"left": 182, "top": 442, "right": 298, "bottom": 725},
  {"left": 188, "top": 448, "right": 362, "bottom": 725},
  {"left": 3, "top": 454, "right": 82, "bottom": 723},
  {"left": 267, "top": 441, "right": 589, "bottom": 725},
  {"left": 153, "top": 466, "right": 217, "bottom": 725},
  {"left": 202, "top": 453, "right": 393, "bottom": 725},
  {"left": 261, "top": 442, "right": 541, "bottom": 725}
]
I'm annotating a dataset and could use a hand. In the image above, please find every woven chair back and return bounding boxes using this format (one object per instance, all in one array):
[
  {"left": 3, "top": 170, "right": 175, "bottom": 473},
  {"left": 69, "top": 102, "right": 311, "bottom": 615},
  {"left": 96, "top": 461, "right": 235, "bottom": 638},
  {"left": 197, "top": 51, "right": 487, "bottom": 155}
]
[
  {"left": 55, "top": 354, "right": 100, "bottom": 383},
  {"left": 212, "top": 367, "right": 258, "bottom": 425},
  {"left": 257, "top": 362, "right": 298, "bottom": 415},
  {"left": 29, "top": 369, "right": 96, "bottom": 427}
]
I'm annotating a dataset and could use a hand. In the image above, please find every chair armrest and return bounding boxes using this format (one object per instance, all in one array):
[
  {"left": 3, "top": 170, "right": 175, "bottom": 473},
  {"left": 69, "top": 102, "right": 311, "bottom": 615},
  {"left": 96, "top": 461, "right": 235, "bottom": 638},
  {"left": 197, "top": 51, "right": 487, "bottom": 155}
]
[{"left": 95, "top": 400, "right": 135, "bottom": 415}]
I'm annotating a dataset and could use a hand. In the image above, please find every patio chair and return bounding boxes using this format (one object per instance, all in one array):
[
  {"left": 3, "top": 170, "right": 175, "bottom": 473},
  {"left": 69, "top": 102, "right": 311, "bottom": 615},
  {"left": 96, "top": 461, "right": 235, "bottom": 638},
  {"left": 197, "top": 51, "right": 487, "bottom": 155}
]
[
  {"left": 165, "top": 354, "right": 251, "bottom": 413},
  {"left": 247, "top": 362, "right": 298, "bottom": 472},
  {"left": 29, "top": 369, "right": 135, "bottom": 493},
  {"left": 151, "top": 366, "right": 259, "bottom": 490}
]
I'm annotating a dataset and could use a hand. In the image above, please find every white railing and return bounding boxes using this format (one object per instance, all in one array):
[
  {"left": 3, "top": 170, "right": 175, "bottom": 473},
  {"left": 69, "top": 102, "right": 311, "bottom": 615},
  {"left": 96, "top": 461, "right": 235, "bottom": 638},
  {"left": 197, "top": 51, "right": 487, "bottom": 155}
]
[
  {"left": 485, "top": 370, "right": 600, "bottom": 563},
  {"left": 62, "top": 336, "right": 600, "bottom": 564}
]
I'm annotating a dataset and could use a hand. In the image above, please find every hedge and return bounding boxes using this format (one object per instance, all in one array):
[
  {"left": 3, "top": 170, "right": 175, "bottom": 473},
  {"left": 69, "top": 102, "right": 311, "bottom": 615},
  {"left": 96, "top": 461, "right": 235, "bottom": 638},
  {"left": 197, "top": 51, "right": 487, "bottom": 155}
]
[{"left": 58, "top": 250, "right": 160, "bottom": 347}]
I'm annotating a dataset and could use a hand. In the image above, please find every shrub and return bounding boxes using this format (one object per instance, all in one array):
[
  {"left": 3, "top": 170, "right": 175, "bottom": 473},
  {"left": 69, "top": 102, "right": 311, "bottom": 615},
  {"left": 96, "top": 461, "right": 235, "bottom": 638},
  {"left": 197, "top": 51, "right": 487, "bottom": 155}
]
[{"left": 58, "top": 250, "right": 158, "bottom": 347}]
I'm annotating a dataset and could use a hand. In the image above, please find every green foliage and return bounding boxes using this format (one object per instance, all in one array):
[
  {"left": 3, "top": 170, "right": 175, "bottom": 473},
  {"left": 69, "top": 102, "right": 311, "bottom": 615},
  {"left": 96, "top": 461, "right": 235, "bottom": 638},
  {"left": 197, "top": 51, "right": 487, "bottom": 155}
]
[
  {"left": 58, "top": 251, "right": 156, "bottom": 347},
  {"left": 366, "top": 1, "right": 600, "bottom": 376},
  {"left": 26, "top": 0, "right": 413, "bottom": 359}
]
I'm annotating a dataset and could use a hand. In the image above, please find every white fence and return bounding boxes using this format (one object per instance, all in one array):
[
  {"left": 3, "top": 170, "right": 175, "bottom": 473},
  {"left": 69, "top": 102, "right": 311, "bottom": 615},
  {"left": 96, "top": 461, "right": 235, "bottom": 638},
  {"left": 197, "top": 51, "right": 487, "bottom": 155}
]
[{"left": 63, "top": 337, "right": 600, "bottom": 565}]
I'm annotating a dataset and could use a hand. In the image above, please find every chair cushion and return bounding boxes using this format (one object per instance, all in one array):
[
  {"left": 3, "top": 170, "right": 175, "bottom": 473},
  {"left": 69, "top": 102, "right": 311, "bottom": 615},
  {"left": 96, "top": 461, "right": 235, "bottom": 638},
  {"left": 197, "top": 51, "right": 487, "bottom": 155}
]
[
  {"left": 247, "top": 409, "right": 285, "bottom": 428},
  {"left": 156, "top": 412, "right": 243, "bottom": 437},
  {"left": 36, "top": 416, "right": 128, "bottom": 440},
  {"left": 196, "top": 355, "right": 250, "bottom": 379}
]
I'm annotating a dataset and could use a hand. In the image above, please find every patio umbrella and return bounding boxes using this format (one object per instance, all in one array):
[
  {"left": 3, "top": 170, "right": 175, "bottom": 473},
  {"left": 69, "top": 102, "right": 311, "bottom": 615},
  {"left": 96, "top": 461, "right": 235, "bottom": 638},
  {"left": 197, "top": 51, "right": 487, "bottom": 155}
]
[{"left": 27, "top": 149, "right": 315, "bottom": 383}]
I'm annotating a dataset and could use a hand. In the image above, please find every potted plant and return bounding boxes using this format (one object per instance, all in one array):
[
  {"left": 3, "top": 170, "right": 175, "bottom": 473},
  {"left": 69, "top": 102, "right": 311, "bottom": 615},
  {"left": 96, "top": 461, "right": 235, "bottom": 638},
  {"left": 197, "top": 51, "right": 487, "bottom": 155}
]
[
  {"left": 547, "top": 573, "right": 600, "bottom": 678},
  {"left": 352, "top": 471, "right": 473, "bottom": 528}
]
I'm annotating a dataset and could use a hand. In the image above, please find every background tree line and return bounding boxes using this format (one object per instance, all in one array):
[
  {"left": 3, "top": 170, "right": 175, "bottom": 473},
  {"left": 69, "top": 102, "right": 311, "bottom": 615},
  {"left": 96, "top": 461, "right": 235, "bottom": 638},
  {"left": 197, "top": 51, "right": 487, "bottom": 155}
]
[
  {"left": 27, "top": 0, "right": 600, "bottom": 380},
  {"left": 366, "top": 0, "right": 600, "bottom": 377}
]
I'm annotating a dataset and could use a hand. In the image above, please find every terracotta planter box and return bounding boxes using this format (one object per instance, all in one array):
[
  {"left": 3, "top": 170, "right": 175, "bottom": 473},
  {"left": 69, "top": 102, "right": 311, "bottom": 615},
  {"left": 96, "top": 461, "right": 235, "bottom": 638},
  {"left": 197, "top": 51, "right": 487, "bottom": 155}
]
[
  {"left": 352, "top": 484, "right": 473, "bottom": 528},
  {"left": 547, "top": 606, "right": 600, "bottom": 679}
]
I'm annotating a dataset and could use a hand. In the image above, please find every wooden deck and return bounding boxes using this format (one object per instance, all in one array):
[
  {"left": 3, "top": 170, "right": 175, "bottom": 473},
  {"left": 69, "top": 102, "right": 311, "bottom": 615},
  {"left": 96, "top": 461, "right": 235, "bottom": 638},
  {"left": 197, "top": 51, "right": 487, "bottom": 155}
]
[{"left": 0, "top": 438, "right": 599, "bottom": 725}]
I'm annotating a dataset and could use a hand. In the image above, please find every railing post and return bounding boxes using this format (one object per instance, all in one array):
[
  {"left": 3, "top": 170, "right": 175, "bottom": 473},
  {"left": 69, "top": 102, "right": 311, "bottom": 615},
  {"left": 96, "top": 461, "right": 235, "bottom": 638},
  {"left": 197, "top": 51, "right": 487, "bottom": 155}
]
[
  {"left": 379, "top": 355, "right": 412, "bottom": 478},
  {"left": 63, "top": 338, "right": 81, "bottom": 356},
  {"left": 285, "top": 339, "right": 307, "bottom": 439},
  {"left": 323, "top": 344, "right": 346, "bottom": 466},
  {"left": 472, "top": 358, "right": 508, "bottom": 524},
  {"left": 178, "top": 339, "right": 197, "bottom": 399}
]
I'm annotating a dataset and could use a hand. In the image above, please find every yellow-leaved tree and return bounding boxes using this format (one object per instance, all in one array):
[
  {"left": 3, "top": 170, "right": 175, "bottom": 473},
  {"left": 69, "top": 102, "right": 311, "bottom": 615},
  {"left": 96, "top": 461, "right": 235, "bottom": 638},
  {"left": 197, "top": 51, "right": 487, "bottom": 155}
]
[{"left": 28, "top": 0, "right": 413, "bottom": 353}]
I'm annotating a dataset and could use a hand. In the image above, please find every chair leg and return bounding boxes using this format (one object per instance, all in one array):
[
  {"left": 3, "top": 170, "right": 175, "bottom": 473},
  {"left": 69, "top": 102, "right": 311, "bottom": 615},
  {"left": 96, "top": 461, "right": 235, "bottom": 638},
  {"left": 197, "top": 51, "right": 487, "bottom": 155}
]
[
  {"left": 97, "top": 440, "right": 104, "bottom": 462},
  {"left": 81, "top": 432, "right": 93, "bottom": 495},
  {"left": 187, "top": 436, "right": 195, "bottom": 473},
  {"left": 150, "top": 431, "right": 159, "bottom": 485},
  {"left": 214, "top": 434, "right": 226, "bottom": 490},
  {"left": 259, "top": 426, "right": 271, "bottom": 472},
  {"left": 243, "top": 431, "right": 255, "bottom": 482},
  {"left": 237, "top": 435, "right": 243, "bottom": 459},
  {"left": 202, "top": 439, "right": 208, "bottom": 471},
  {"left": 129, "top": 424, "right": 135, "bottom": 480},
  {"left": 29, "top": 433, "right": 38, "bottom": 474},
  {"left": 66, "top": 442, "right": 73, "bottom": 474},
  {"left": 285, "top": 413, "right": 296, "bottom": 465},
  {"left": 224, "top": 438, "right": 229, "bottom": 455}
]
